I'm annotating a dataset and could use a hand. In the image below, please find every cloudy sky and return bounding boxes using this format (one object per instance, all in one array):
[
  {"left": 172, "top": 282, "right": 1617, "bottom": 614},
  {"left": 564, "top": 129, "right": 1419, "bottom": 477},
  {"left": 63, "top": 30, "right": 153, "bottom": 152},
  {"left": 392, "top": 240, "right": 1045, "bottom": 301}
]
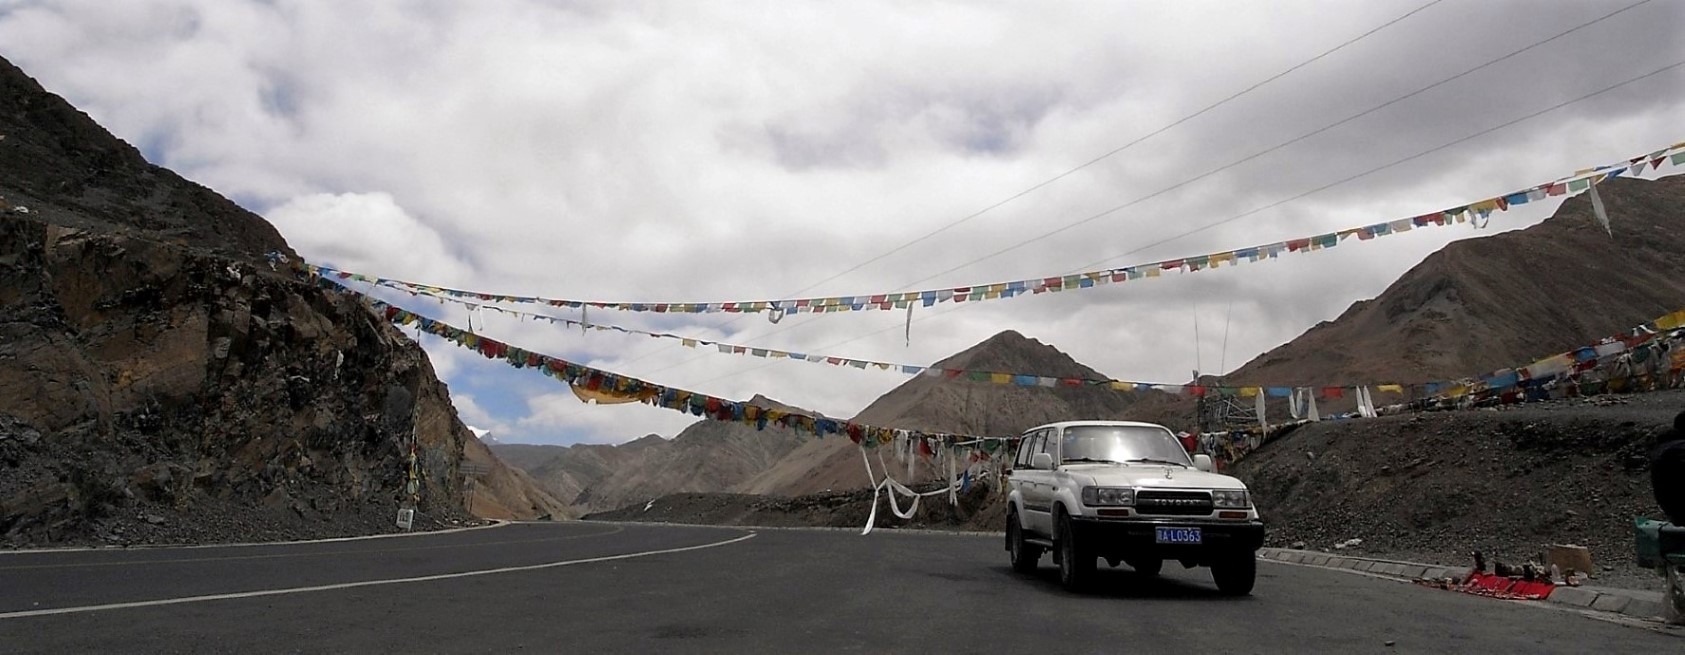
[{"left": 2, "top": 0, "right": 1680, "bottom": 445}]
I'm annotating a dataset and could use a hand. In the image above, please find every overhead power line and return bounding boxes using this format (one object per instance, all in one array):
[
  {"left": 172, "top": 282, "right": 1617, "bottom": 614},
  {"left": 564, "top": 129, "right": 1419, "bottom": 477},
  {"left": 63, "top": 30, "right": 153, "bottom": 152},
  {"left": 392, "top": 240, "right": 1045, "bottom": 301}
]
[
  {"left": 580, "top": 0, "right": 1450, "bottom": 374},
  {"left": 621, "top": 0, "right": 1661, "bottom": 387},
  {"left": 891, "top": 0, "right": 1655, "bottom": 292},
  {"left": 684, "top": 55, "right": 1685, "bottom": 390},
  {"left": 773, "top": 0, "right": 1448, "bottom": 301}
]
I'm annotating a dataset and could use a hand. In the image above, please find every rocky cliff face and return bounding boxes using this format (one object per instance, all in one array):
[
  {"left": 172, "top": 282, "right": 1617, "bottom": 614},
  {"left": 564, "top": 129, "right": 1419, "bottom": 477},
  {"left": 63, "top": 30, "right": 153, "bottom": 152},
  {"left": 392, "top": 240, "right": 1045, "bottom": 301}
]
[{"left": 0, "top": 55, "right": 561, "bottom": 545}]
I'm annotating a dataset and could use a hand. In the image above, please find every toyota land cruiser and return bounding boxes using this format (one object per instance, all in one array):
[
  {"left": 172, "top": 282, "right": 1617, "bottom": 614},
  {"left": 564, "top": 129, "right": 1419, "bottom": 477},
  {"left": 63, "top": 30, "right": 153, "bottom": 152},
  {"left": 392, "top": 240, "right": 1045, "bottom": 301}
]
[{"left": 1005, "top": 420, "right": 1265, "bottom": 594}]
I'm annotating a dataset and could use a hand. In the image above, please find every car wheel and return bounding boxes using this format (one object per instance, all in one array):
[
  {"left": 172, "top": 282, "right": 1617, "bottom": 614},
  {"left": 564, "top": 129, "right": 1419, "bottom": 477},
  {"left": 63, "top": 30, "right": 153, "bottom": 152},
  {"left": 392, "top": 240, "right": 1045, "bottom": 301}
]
[
  {"left": 1127, "top": 556, "right": 1163, "bottom": 577},
  {"left": 1211, "top": 552, "right": 1257, "bottom": 596},
  {"left": 1056, "top": 511, "right": 1093, "bottom": 592},
  {"left": 1008, "top": 509, "right": 1041, "bottom": 574}
]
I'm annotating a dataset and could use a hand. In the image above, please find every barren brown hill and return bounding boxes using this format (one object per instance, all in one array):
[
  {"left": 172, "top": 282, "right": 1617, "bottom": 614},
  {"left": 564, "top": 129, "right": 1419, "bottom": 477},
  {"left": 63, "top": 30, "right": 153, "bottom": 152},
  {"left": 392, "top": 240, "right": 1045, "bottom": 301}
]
[
  {"left": 513, "top": 434, "right": 670, "bottom": 509},
  {"left": 565, "top": 395, "right": 815, "bottom": 513},
  {"left": 1236, "top": 175, "right": 1685, "bottom": 386},
  {"left": 485, "top": 443, "right": 573, "bottom": 473},
  {"left": 0, "top": 55, "right": 558, "bottom": 545},
  {"left": 1127, "top": 174, "right": 1685, "bottom": 425},
  {"left": 462, "top": 437, "right": 568, "bottom": 520},
  {"left": 743, "top": 330, "right": 1172, "bottom": 497}
]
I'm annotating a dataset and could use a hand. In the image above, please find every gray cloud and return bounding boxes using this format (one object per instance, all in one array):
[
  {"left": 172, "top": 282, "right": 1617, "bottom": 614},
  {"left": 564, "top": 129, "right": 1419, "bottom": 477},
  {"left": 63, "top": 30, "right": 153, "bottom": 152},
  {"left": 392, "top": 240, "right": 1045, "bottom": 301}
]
[{"left": 2, "top": 0, "right": 1679, "bottom": 443}]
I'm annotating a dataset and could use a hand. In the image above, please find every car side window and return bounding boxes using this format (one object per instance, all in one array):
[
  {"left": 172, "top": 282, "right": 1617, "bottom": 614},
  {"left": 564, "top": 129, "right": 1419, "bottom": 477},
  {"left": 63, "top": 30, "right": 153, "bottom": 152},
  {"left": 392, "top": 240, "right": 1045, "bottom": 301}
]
[
  {"left": 1023, "top": 431, "right": 1045, "bottom": 469},
  {"left": 1037, "top": 428, "right": 1059, "bottom": 464},
  {"left": 1015, "top": 433, "right": 1036, "bottom": 468}
]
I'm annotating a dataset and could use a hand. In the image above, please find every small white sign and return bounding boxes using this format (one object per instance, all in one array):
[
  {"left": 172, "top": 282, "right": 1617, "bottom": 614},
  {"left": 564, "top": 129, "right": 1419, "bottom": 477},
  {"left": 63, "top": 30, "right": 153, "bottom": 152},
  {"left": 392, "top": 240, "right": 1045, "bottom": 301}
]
[{"left": 396, "top": 508, "right": 414, "bottom": 530}]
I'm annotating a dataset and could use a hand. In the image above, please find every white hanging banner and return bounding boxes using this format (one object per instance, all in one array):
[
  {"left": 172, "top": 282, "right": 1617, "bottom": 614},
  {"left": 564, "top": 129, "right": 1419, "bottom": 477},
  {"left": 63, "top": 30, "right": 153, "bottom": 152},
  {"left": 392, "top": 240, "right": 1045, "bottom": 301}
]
[
  {"left": 1588, "top": 179, "right": 1612, "bottom": 236},
  {"left": 904, "top": 303, "right": 914, "bottom": 346}
]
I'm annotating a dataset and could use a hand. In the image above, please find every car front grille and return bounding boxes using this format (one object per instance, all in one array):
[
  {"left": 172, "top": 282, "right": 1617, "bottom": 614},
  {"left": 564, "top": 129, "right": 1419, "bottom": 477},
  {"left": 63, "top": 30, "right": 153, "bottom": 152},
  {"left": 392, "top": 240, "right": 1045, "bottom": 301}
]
[{"left": 1135, "top": 490, "right": 1214, "bottom": 516}]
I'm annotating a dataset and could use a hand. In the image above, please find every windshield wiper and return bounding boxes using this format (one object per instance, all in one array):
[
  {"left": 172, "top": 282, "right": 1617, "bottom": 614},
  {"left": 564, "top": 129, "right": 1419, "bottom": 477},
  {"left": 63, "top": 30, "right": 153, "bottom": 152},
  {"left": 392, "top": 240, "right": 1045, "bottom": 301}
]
[
  {"left": 1062, "top": 457, "right": 1123, "bottom": 464},
  {"left": 1125, "top": 458, "right": 1189, "bottom": 467}
]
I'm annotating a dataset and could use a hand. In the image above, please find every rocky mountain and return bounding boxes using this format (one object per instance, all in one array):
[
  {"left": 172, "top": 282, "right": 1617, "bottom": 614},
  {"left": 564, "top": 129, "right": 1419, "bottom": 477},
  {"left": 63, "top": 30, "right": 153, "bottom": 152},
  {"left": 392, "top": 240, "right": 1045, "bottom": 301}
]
[
  {"left": 488, "top": 443, "right": 575, "bottom": 473},
  {"left": 499, "top": 435, "right": 669, "bottom": 516},
  {"left": 742, "top": 330, "right": 1169, "bottom": 497},
  {"left": 562, "top": 396, "right": 814, "bottom": 514},
  {"left": 0, "top": 56, "right": 563, "bottom": 545},
  {"left": 1129, "top": 174, "right": 1685, "bottom": 426},
  {"left": 461, "top": 437, "right": 567, "bottom": 520},
  {"left": 1231, "top": 175, "right": 1685, "bottom": 387},
  {"left": 503, "top": 330, "right": 1172, "bottom": 507}
]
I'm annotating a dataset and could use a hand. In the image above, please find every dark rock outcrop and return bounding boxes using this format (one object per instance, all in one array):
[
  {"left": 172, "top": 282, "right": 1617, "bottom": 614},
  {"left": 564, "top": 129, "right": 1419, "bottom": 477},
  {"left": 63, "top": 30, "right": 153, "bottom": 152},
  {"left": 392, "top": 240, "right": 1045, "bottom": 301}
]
[{"left": 0, "top": 55, "right": 563, "bottom": 546}]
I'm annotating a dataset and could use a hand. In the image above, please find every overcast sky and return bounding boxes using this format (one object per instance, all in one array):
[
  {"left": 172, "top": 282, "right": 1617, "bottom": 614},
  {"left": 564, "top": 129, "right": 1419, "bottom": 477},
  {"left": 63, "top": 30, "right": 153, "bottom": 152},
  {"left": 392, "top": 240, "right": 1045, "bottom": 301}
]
[{"left": 3, "top": 0, "right": 1681, "bottom": 445}]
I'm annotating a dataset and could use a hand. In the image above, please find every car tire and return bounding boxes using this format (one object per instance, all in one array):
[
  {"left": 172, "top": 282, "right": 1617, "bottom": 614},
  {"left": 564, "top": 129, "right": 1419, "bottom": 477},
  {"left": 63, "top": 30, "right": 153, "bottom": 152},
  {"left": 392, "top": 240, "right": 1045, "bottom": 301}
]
[
  {"left": 1007, "top": 508, "right": 1041, "bottom": 574},
  {"left": 1127, "top": 557, "right": 1163, "bottom": 577},
  {"left": 1211, "top": 552, "right": 1257, "bottom": 596},
  {"left": 1056, "top": 511, "right": 1093, "bottom": 592}
]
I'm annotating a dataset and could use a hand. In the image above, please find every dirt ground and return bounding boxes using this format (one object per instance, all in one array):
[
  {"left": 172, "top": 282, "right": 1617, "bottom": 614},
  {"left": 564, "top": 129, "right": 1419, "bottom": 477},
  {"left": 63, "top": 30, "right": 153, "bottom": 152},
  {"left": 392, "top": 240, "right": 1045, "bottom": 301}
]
[{"left": 1230, "top": 389, "right": 1681, "bottom": 591}]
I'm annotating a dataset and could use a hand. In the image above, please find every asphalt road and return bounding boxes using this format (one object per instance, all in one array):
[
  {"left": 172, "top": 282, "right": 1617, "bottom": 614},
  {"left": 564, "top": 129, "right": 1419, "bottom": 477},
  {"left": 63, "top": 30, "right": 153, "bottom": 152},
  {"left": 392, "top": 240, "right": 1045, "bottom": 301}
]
[{"left": 0, "top": 521, "right": 1676, "bottom": 654}]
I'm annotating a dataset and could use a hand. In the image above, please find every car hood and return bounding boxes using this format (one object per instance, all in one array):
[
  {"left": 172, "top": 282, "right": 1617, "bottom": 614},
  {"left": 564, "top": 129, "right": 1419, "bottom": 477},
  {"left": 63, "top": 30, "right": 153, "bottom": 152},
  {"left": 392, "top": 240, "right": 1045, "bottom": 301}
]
[{"left": 1062, "top": 464, "right": 1247, "bottom": 490}]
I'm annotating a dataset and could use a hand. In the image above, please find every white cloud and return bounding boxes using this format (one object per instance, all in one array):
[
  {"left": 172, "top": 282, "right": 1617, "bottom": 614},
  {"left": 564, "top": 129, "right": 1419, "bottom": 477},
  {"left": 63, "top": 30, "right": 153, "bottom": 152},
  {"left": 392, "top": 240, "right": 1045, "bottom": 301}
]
[
  {"left": 265, "top": 191, "right": 474, "bottom": 283},
  {"left": 415, "top": 337, "right": 465, "bottom": 382},
  {"left": 4, "top": 0, "right": 1680, "bottom": 445},
  {"left": 517, "top": 391, "right": 700, "bottom": 445},
  {"left": 449, "top": 392, "right": 512, "bottom": 439}
]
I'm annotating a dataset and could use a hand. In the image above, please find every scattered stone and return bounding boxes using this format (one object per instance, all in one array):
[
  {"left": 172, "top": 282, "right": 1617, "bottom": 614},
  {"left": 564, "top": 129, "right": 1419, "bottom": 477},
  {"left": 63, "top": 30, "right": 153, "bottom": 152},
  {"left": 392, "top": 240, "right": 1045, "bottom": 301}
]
[
  {"left": 1291, "top": 541, "right": 1307, "bottom": 550},
  {"left": 143, "top": 514, "right": 166, "bottom": 525}
]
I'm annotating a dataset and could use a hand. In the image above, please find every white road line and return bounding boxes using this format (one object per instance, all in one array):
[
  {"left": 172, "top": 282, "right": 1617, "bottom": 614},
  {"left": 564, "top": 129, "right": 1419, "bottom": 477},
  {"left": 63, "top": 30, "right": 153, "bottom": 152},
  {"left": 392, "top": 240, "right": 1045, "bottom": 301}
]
[
  {"left": 0, "top": 520, "right": 513, "bottom": 556},
  {"left": 0, "top": 532, "right": 756, "bottom": 620},
  {"left": 582, "top": 519, "right": 1003, "bottom": 537},
  {"left": 0, "top": 525, "right": 625, "bottom": 571}
]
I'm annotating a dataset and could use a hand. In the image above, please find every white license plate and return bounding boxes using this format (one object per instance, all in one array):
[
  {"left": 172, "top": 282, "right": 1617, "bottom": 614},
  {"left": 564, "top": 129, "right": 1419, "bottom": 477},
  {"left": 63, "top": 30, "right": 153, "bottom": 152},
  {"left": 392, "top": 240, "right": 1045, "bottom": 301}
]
[{"left": 1155, "top": 527, "right": 1202, "bottom": 544}]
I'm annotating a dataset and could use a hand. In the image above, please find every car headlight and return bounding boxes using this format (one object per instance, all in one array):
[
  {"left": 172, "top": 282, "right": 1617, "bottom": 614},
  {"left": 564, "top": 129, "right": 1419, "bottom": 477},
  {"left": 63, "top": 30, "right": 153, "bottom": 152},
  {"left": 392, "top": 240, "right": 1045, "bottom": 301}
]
[
  {"left": 1081, "top": 487, "right": 1135, "bottom": 507},
  {"left": 1212, "top": 489, "right": 1251, "bottom": 509}
]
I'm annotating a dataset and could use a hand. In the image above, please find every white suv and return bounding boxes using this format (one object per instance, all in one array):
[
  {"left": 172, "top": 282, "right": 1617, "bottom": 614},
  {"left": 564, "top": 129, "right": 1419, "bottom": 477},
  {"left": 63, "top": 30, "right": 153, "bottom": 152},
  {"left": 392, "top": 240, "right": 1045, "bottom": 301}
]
[{"left": 1005, "top": 420, "right": 1264, "bottom": 594}]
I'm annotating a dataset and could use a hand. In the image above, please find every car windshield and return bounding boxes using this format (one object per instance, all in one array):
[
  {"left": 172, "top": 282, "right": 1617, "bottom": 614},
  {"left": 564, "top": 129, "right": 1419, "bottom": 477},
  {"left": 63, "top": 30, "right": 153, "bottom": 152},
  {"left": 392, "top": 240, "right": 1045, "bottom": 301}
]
[{"left": 1061, "top": 425, "right": 1192, "bottom": 466}]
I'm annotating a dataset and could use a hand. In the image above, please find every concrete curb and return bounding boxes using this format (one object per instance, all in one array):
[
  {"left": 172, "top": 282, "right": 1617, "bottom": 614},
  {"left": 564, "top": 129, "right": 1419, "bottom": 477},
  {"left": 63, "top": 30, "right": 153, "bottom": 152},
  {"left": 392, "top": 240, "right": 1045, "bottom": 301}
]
[{"left": 1258, "top": 547, "right": 1669, "bottom": 623}]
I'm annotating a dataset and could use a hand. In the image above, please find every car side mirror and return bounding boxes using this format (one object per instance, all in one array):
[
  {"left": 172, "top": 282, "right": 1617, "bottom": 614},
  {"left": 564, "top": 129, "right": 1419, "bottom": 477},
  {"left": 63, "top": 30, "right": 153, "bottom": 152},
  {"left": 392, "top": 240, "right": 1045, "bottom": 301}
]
[
  {"left": 1031, "top": 452, "right": 1054, "bottom": 470},
  {"left": 1193, "top": 454, "right": 1214, "bottom": 472}
]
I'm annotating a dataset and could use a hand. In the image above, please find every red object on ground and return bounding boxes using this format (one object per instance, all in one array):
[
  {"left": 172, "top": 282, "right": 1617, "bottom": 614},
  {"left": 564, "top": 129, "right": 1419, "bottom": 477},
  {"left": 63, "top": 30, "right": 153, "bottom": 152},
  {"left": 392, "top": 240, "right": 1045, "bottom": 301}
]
[{"left": 1458, "top": 572, "right": 1556, "bottom": 600}]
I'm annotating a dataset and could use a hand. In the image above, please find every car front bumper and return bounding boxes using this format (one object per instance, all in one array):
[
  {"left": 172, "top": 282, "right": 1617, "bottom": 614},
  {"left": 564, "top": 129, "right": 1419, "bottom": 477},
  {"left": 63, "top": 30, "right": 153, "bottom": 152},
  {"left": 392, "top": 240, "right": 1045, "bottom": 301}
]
[{"left": 1069, "top": 516, "right": 1265, "bottom": 559}]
